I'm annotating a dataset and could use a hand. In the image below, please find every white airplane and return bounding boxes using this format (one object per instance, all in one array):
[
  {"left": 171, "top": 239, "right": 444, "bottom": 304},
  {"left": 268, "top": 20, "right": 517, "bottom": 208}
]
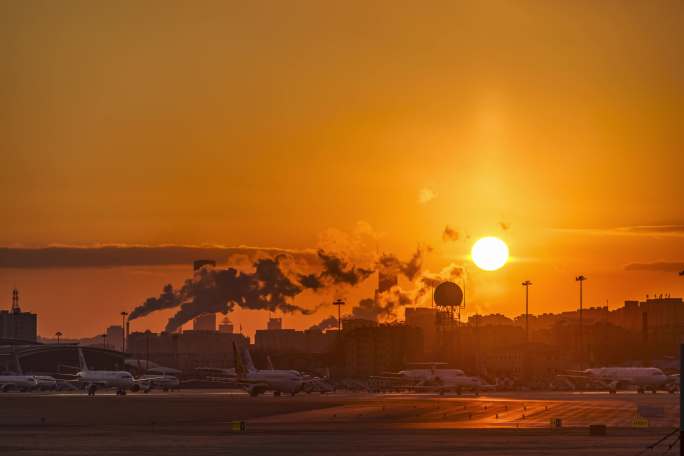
[
  {"left": 0, "top": 374, "right": 39, "bottom": 392},
  {"left": 34, "top": 375, "right": 59, "bottom": 391},
  {"left": 397, "top": 368, "right": 466, "bottom": 384},
  {"left": 137, "top": 373, "right": 180, "bottom": 392},
  {"left": 73, "top": 348, "right": 163, "bottom": 396},
  {"left": 232, "top": 342, "right": 304, "bottom": 396},
  {"left": 373, "top": 363, "right": 493, "bottom": 395},
  {"left": 559, "top": 367, "right": 678, "bottom": 394}
]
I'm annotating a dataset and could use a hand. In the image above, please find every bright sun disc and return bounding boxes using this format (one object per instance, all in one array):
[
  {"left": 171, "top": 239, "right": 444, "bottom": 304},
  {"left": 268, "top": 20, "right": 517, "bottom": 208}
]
[{"left": 471, "top": 237, "right": 509, "bottom": 271}]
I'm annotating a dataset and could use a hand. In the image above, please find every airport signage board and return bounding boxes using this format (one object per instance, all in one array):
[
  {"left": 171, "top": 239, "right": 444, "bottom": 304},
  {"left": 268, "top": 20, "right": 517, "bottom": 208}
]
[{"left": 631, "top": 415, "right": 649, "bottom": 428}]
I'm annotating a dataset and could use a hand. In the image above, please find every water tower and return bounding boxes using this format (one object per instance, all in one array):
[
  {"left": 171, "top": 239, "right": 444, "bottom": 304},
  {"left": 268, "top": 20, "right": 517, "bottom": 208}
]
[{"left": 433, "top": 281, "right": 464, "bottom": 363}]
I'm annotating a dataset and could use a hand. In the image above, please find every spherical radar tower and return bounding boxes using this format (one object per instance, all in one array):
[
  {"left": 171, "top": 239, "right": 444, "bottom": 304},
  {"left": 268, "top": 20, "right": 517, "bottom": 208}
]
[{"left": 433, "top": 281, "right": 464, "bottom": 363}]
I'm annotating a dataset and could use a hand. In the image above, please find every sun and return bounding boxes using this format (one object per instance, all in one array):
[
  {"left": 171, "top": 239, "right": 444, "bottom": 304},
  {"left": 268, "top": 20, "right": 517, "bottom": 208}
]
[{"left": 471, "top": 236, "right": 509, "bottom": 271}]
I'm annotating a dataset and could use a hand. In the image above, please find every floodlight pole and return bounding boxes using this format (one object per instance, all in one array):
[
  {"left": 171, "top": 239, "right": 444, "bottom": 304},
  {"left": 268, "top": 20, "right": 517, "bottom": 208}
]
[
  {"left": 522, "top": 280, "right": 532, "bottom": 344},
  {"left": 575, "top": 275, "right": 587, "bottom": 369},
  {"left": 121, "top": 311, "right": 128, "bottom": 353}
]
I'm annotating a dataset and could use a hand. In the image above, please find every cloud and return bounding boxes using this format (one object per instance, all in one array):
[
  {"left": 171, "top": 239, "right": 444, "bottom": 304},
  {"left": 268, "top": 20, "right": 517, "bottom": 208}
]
[
  {"left": 555, "top": 224, "right": 684, "bottom": 237},
  {"left": 442, "top": 225, "right": 459, "bottom": 242},
  {"left": 624, "top": 262, "right": 684, "bottom": 273},
  {"left": 0, "top": 245, "right": 317, "bottom": 268},
  {"left": 617, "top": 225, "right": 684, "bottom": 235},
  {"left": 418, "top": 187, "right": 437, "bottom": 204}
]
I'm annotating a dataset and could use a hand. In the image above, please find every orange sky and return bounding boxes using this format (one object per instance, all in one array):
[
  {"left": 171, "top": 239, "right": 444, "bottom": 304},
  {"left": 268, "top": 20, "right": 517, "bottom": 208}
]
[{"left": 1, "top": 1, "right": 683, "bottom": 338}]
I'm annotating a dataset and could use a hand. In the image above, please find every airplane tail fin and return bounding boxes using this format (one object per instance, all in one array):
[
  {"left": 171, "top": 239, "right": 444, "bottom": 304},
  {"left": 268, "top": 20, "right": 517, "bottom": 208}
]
[
  {"left": 240, "top": 343, "right": 256, "bottom": 373},
  {"left": 232, "top": 341, "right": 256, "bottom": 377},
  {"left": 77, "top": 347, "right": 88, "bottom": 372},
  {"left": 233, "top": 342, "right": 246, "bottom": 377}
]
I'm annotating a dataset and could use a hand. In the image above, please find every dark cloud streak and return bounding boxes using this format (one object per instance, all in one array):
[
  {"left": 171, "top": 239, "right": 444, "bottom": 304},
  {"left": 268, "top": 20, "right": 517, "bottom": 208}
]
[{"left": 0, "top": 245, "right": 316, "bottom": 268}]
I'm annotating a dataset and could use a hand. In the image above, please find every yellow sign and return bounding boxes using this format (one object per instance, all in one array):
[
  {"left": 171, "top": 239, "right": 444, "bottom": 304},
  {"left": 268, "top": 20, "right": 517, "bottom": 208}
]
[
  {"left": 631, "top": 415, "right": 649, "bottom": 428},
  {"left": 230, "top": 421, "right": 247, "bottom": 432}
]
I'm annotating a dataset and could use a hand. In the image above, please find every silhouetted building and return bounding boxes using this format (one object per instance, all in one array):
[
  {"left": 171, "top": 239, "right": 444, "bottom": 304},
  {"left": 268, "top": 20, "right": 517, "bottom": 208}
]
[
  {"left": 404, "top": 307, "right": 437, "bottom": 354},
  {"left": 0, "top": 344, "right": 125, "bottom": 375},
  {"left": 0, "top": 289, "right": 37, "bottom": 342},
  {"left": 255, "top": 328, "right": 336, "bottom": 354},
  {"left": 105, "top": 325, "right": 124, "bottom": 351},
  {"left": 127, "top": 330, "right": 249, "bottom": 372},
  {"left": 342, "top": 318, "right": 377, "bottom": 332},
  {"left": 484, "top": 342, "right": 568, "bottom": 379},
  {"left": 193, "top": 313, "right": 217, "bottom": 332},
  {"left": 266, "top": 317, "right": 283, "bottom": 330},
  {"left": 218, "top": 317, "right": 234, "bottom": 334},
  {"left": 342, "top": 323, "right": 423, "bottom": 377}
]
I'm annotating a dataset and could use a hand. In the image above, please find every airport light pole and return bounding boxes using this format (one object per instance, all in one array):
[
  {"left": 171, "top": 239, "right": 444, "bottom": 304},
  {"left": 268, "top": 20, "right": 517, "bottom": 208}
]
[
  {"left": 522, "top": 280, "right": 532, "bottom": 344},
  {"left": 333, "top": 298, "right": 345, "bottom": 334},
  {"left": 102, "top": 333, "right": 107, "bottom": 349},
  {"left": 575, "top": 275, "right": 587, "bottom": 369},
  {"left": 120, "top": 311, "right": 128, "bottom": 353},
  {"left": 55, "top": 331, "right": 62, "bottom": 344}
]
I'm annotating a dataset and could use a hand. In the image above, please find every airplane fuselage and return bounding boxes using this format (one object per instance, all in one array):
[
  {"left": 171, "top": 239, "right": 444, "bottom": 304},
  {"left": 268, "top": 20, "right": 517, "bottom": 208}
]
[
  {"left": 586, "top": 367, "right": 670, "bottom": 389},
  {"left": 0, "top": 375, "right": 38, "bottom": 391}
]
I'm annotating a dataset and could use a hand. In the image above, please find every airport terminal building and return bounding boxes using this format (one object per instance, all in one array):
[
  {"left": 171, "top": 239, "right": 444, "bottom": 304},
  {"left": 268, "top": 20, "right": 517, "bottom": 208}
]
[{"left": 0, "top": 339, "right": 126, "bottom": 375}]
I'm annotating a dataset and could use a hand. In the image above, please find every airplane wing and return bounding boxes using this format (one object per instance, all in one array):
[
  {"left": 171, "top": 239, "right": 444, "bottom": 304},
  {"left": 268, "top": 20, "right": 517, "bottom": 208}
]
[
  {"left": 132, "top": 376, "right": 169, "bottom": 383},
  {"left": 205, "top": 376, "right": 239, "bottom": 383},
  {"left": 556, "top": 373, "right": 592, "bottom": 380},
  {"left": 370, "top": 375, "right": 408, "bottom": 381},
  {"left": 196, "top": 367, "right": 234, "bottom": 374},
  {"left": 556, "top": 374, "right": 617, "bottom": 390}
]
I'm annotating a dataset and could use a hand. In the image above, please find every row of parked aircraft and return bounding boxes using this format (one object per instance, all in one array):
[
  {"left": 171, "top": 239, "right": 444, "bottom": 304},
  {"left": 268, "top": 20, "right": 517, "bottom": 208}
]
[
  {"left": 197, "top": 342, "right": 333, "bottom": 396},
  {"left": 0, "top": 343, "right": 680, "bottom": 396},
  {"left": 0, "top": 348, "right": 177, "bottom": 395}
]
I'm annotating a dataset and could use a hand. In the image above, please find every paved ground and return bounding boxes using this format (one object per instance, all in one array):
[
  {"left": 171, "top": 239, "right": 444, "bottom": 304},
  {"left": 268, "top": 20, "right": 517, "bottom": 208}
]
[{"left": 0, "top": 390, "right": 679, "bottom": 455}]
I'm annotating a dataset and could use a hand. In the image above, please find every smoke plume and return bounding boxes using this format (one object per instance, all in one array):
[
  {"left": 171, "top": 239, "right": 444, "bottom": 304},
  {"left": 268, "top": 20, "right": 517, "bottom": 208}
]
[
  {"left": 128, "top": 284, "right": 180, "bottom": 320},
  {"left": 376, "top": 247, "right": 424, "bottom": 282},
  {"left": 131, "top": 249, "right": 379, "bottom": 332},
  {"left": 442, "top": 225, "right": 459, "bottom": 242},
  {"left": 308, "top": 315, "right": 338, "bottom": 331}
]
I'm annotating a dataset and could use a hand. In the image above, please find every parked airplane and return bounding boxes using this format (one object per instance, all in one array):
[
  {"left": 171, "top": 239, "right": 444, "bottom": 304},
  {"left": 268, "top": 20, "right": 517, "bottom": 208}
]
[
  {"left": 0, "top": 374, "right": 38, "bottom": 392},
  {"left": 559, "top": 367, "right": 678, "bottom": 394},
  {"left": 388, "top": 367, "right": 466, "bottom": 384},
  {"left": 232, "top": 342, "right": 304, "bottom": 396},
  {"left": 138, "top": 373, "right": 180, "bottom": 392},
  {"left": 73, "top": 348, "right": 164, "bottom": 396},
  {"left": 373, "top": 363, "right": 492, "bottom": 395}
]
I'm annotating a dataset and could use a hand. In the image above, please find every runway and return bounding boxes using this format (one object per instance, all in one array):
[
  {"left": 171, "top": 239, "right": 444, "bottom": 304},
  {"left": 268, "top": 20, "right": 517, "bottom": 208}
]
[{"left": 0, "top": 390, "right": 679, "bottom": 455}]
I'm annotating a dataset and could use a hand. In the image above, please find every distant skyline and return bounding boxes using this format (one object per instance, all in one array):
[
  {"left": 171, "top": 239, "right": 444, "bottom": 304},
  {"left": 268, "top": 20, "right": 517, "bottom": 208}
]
[{"left": 2, "top": 1, "right": 683, "bottom": 337}]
